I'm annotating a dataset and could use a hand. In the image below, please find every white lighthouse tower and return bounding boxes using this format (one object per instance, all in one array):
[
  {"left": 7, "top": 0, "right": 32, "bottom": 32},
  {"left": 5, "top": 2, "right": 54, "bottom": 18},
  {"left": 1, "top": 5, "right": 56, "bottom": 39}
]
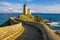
[{"left": 27, "top": 9, "right": 31, "bottom": 15}]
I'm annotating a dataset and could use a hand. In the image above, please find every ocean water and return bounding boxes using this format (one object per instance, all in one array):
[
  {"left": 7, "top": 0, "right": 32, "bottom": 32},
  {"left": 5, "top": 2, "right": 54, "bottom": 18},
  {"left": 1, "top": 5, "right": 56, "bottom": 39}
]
[
  {"left": 0, "top": 13, "right": 60, "bottom": 30},
  {"left": 32, "top": 13, "right": 60, "bottom": 30},
  {"left": 0, "top": 13, "right": 20, "bottom": 25},
  {"left": 32, "top": 13, "right": 60, "bottom": 22}
]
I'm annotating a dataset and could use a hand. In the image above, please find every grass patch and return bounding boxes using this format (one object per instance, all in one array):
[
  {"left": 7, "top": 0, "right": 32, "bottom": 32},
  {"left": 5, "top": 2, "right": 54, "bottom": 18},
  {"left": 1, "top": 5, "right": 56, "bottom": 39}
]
[{"left": 19, "top": 14, "right": 35, "bottom": 22}]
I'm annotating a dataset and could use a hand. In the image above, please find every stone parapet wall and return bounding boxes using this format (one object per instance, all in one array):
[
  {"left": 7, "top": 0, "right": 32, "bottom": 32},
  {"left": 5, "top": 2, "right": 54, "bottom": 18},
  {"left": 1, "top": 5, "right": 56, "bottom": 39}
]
[
  {"left": 41, "top": 23, "right": 60, "bottom": 40},
  {"left": 0, "top": 17, "right": 25, "bottom": 40},
  {"left": 0, "top": 23, "right": 24, "bottom": 40}
]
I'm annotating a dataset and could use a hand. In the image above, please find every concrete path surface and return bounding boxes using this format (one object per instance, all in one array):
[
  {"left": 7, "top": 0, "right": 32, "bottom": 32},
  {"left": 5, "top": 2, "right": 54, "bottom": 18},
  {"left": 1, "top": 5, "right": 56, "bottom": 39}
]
[{"left": 16, "top": 23, "right": 43, "bottom": 40}]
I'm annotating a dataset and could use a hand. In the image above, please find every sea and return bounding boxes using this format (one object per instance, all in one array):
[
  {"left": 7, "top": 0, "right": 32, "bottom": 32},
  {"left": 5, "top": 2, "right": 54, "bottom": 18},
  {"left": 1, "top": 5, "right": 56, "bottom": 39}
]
[{"left": 0, "top": 13, "right": 60, "bottom": 30}]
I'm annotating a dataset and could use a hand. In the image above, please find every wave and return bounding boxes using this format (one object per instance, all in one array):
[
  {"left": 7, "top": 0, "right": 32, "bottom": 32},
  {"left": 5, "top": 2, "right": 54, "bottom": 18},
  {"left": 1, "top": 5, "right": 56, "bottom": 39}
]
[
  {"left": 47, "top": 22, "right": 59, "bottom": 25},
  {"left": 47, "top": 22, "right": 60, "bottom": 27}
]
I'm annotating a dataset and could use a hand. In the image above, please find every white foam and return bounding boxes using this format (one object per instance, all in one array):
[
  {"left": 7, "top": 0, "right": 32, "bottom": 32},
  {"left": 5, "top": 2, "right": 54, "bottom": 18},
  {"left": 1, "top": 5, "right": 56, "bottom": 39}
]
[
  {"left": 54, "top": 25, "right": 60, "bottom": 27},
  {"left": 44, "top": 19, "right": 49, "bottom": 21},
  {"left": 47, "top": 22, "right": 60, "bottom": 27},
  {"left": 47, "top": 22, "right": 59, "bottom": 25}
]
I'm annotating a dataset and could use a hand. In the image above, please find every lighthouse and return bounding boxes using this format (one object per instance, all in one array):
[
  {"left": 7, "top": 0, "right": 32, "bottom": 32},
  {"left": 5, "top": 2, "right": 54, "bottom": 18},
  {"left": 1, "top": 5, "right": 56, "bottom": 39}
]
[
  {"left": 23, "top": 3, "right": 27, "bottom": 15},
  {"left": 23, "top": 3, "right": 31, "bottom": 15},
  {"left": 27, "top": 9, "right": 31, "bottom": 15}
]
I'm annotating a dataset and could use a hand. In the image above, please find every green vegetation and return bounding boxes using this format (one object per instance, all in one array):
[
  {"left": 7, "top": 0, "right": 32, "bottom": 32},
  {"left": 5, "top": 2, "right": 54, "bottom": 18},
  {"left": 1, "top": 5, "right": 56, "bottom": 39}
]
[
  {"left": 19, "top": 14, "right": 35, "bottom": 22},
  {"left": 18, "top": 14, "right": 45, "bottom": 23},
  {"left": 35, "top": 16, "right": 45, "bottom": 22},
  {"left": 0, "top": 20, "right": 10, "bottom": 27}
]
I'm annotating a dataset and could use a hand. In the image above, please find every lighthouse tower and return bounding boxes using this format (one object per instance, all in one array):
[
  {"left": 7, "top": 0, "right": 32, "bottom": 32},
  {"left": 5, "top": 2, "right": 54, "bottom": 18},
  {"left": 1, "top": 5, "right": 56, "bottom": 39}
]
[
  {"left": 23, "top": 3, "right": 27, "bottom": 15},
  {"left": 27, "top": 9, "right": 31, "bottom": 15}
]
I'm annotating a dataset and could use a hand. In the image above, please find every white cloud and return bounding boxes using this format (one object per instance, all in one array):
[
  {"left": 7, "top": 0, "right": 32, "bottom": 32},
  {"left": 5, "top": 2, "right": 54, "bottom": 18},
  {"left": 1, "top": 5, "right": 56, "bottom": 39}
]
[
  {"left": 20, "top": 0, "right": 32, "bottom": 2},
  {"left": 0, "top": 1, "right": 60, "bottom": 13},
  {"left": 28, "top": 4, "right": 60, "bottom": 13},
  {"left": 0, "top": 1, "right": 23, "bottom": 13}
]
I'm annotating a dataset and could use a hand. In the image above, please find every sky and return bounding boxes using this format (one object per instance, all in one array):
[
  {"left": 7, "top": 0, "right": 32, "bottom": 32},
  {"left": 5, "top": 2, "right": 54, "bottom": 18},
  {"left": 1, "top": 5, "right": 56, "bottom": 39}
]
[{"left": 0, "top": 0, "right": 60, "bottom": 13}]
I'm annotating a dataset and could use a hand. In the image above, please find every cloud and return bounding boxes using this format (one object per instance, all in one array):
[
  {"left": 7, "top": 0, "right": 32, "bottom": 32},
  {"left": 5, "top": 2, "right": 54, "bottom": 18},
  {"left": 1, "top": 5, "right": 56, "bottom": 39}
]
[
  {"left": 0, "top": 1, "right": 23, "bottom": 13},
  {"left": 0, "top": 1, "right": 60, "bottom": 13},
  {"left": 28, "top": 4, "right": 60, "bottom": 13},
  {"left": 20, "top": 0, "right": 32, "bottom": 2}
]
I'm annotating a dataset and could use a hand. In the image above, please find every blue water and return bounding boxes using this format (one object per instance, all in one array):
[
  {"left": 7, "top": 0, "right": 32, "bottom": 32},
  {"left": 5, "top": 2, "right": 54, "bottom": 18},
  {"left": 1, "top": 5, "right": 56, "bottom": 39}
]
[
  {"left": 0, "top": 13, "right": 60, "bottom": 30},
  {"left": 32, "top": 13, "right": 60, "bottom": 22},
  {"left": 0, "top": 13, "right": 20, "bottom": 25},
  {"left": 0, "top": 13, "right": 60, "bottom": 24}
]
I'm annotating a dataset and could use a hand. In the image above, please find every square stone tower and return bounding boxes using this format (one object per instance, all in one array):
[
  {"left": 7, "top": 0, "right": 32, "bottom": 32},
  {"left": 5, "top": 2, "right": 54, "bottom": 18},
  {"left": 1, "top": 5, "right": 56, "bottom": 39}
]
[
  {"left": 27, "top": 9, "right": 31, "bottom": 15},
  {"left": 23, "top": 3, "right": 31, "bottom": 15},
  {"left": 23, "top": 3, "right": 27, "bottom": 15}
]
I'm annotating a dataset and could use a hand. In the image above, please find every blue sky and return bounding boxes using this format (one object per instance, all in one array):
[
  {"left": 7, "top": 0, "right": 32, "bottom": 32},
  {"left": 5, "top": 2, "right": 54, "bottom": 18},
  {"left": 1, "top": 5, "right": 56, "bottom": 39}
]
[
  {"left": 0, "top": 0, "right": 60, "bottom": 13},
  {"left": 1, "top": 0, "right": 60, "bottom": 5}
]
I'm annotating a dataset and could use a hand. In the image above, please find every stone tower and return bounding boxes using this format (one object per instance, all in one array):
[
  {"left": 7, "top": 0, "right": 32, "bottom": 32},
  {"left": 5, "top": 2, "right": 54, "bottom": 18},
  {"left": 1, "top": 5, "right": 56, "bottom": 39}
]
[
  {"left": 23, "top": 3, "right": 27, "bottom": 15},
  {"left": 27, "top": 9, "right": 31, "bottom": 15}
]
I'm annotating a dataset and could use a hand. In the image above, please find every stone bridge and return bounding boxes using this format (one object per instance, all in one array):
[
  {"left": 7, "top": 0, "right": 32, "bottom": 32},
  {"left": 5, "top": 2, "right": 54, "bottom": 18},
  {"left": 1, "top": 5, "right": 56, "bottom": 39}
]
[
  {"left": 10, "top": 17, "right": 44, "bottom": 40},
  {"left": 13, "top": 17, "right": 60, "bottom": 40},
  {"left": 0, "top": 17, "right": 58, "bottom": 40},
  {"left": 1, "top": 17, "right": 60, "bottom": 40}
]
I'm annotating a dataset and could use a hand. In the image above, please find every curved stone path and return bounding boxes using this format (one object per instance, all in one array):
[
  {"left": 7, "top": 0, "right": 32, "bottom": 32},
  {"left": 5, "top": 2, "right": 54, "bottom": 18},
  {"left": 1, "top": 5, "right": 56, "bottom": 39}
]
[{"left": 16, "top": 23, "right": 43, "bottom": 40}]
